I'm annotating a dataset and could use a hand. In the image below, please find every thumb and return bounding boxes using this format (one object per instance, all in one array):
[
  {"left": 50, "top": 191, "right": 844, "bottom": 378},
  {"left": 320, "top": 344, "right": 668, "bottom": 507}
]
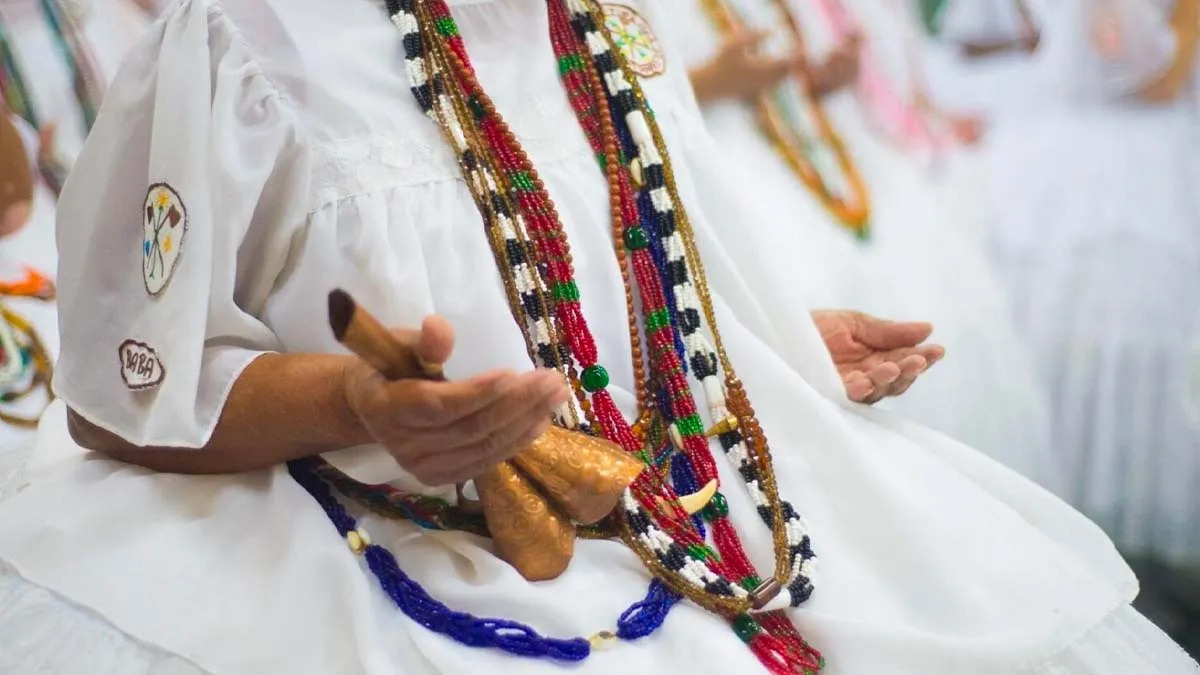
[{"left": 416, "top": 315, "right": 455, "bottom": 370}]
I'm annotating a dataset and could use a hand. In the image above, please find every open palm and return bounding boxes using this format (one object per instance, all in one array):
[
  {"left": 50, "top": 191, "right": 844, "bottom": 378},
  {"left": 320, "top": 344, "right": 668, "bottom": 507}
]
[{"left": 812, "top": 310, "right": 945, "bottom": 404}]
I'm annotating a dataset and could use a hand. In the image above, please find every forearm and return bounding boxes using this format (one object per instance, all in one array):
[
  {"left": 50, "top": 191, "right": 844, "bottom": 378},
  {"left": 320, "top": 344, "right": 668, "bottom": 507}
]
[
  {"left": 1138, "top": 0, "right": 1200, "bottom": 101},
  {"left": 68, "top": 353, "right": 373, "bottom": 474}
]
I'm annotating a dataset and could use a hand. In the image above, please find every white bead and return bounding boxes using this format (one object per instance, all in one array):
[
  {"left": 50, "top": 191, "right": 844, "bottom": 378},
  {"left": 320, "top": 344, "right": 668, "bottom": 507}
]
[
  {"left": 748, "top": 589, "right": 793, "bottom": 614},
  {"left": 625, "top": 111, "right": 653, "bottom": 146}
]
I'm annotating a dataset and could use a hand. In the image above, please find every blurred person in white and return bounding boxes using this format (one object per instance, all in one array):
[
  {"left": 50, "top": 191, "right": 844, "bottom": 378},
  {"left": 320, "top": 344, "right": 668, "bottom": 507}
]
[
  {"left": 669, "top": 0, "right": 1060, "bottom": 489},
  {"left": 978, "top": 0, "right": 1200, "bottom": 604},
  {"left": 0, "top": 0, "right": 1195, "bottom": 673},
  {"left": 0, "top": 0, "right": 159, "bottom": 474}
]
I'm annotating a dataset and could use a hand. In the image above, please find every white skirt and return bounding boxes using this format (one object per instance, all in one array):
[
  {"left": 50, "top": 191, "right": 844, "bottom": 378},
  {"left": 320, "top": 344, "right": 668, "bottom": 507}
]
[
  {"left": 985, "top": 102, "right": 1200, "bottom": 563},
  {"left": 0, "top": 564, "right": 1195, "bottom": 674}
]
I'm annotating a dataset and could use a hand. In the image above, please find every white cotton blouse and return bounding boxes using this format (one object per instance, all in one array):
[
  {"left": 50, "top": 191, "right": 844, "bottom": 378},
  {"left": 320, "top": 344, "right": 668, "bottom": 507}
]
[{"left": 0, "top": 0, "right": 1195, "bottom": 673}]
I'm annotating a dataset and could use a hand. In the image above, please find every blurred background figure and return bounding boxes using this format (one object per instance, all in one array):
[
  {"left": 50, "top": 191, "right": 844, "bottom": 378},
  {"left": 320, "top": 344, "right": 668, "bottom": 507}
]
[
  {"left": 662, "top": 0, "right": 1061, "bottom": 489},
  {"left": 929, "top": 0, "right": 1200, "bottom": 656},
  {"left": 0, "top": 0, "right": 159, "bottom": 491}
]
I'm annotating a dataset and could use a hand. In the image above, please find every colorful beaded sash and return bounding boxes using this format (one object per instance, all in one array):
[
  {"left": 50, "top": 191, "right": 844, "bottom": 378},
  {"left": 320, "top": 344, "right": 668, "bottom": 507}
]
[{"left": 290, "top": 0, "right": 826, "bottom": 672}]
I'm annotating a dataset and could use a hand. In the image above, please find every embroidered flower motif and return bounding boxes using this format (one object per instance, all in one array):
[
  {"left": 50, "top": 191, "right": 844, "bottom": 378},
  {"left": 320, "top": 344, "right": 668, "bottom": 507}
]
[
  {"left": 602, "top": 4, "right": 665, "bottom": 79},
  {"left": 142, "top": 183, "right": 188, "bottom": 296}
]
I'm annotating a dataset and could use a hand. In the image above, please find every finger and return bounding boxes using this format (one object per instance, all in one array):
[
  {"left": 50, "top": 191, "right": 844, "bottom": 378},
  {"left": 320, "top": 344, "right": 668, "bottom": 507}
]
[
  {"left": 408, "top": 372, "right": 567, "bottom": 454},
  {"left": 390, "top": 369, "right": 524, "bottom": 427},
  {"left": 417, "top": 315, "right": 455, "bottom": 368},
  {"left": 427, "top": 416, "right": 554, "bottom": 484},
  {"left": 842, "top": 371, "right": 875, "bottom": 402},
  {"left": 854, "top": 312, "right": 934, "bottom": 350},
  {"left": 865, "top": 362, "right": 902, "bottom": 392},
  {"left": 862, "top": 344, "right": 944, "bottom": 370},
  {"left": 889, "top": 355, "right": 928, "bottom": 396}
]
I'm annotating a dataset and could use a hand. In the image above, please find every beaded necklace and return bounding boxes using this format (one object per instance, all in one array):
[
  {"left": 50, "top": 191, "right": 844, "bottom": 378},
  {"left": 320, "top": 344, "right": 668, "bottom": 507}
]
[
  {"left": 0, "top": 0, "right": 103, "bottom": 195},
  {"left": 0, "top": 270, "right": 55, "bottom": 428},
  {"left": 292, "top": 0, "right": 824, "bottom": 671},
  {"left": 405, "top": 0, "right": 820, "bottom": 623},
  {"left": 813, "top": 0, "right": 960, "bottom": 156},
  {"left": 699, "top": 0, "right": 871, "bottom": 239}
]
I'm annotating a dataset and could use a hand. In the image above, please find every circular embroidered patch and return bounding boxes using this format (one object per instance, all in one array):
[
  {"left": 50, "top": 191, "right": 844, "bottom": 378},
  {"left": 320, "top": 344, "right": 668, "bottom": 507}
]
[
  {"left": 603, "top": 4, "right": 666, "bottom": 79},
  {"left": 142, "top": 182, "right": 188, "bottom": 296}
]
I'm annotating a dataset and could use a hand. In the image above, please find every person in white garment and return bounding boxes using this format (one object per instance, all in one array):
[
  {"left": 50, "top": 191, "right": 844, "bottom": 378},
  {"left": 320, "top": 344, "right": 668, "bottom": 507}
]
[
  {"left": 667, "top": 0, "right": 1060, "bottom": 488},
  {"left": 0, "top": 0, "right": 1197, "bottom": 673},
  {"left": 0, "top": 0, "right": 157, "bottom": 482},
  {"left": 980, "top": 0, "right": 1200, "bottom": 604}
]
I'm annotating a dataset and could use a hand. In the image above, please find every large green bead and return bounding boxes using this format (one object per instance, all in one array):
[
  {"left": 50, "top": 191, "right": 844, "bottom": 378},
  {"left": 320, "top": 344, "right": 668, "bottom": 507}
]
[
  {"left": 732, "top": 614, "right": 761, "bottom": 643},
  {"left": 702, "top": 492, "right": 729, "bottom": 521},
  {"left": 580, "top": 365, "right": 610, "bottom": 392},
  {"left": 623, "top": 226, "right": 650, "bottom": 250}
]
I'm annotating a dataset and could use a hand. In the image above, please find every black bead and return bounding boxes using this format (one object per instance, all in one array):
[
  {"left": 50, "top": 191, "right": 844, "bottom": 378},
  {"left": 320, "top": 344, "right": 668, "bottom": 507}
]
[
  {"left": 616, "top": 90, "right": 639, "bottom": 114},
  {"left": 756, "top": 505, "right": 775, "bottom": 528},
  {"left": 594, "top": 51, "right": 617, "bottom": 74},
  {"left": 643, "top": 163, "right": 665, "bottom": 188},
  {"left": 628, "top": 509, "right": 652, "bottom": 533},
  {"left": 666, "top": 259, "right": 689, "bottom": 287},
  {"left": 658, "top": 212, "right": 677, "bottom": 236},
  {"left": 520, "top": 291, "right": 544, "bottom": 320},
  {"left": 704, "top": 578, "right": 735, "bottom": 597},
  {"left": 788, "top": 576, "right": 814, "bottom": 604},
  {"left": 690, "top": 352, "right": 717, "bottom": 379},
  {"left": 536, "top": 342, "right": 558, "bottom": 367},
  {"left": 663, "top": 543, "right": 688, "bottom": 571},
  {"left": 504, "top": 239, "right": 526, "bottom": 267},
  {"left": 718, "top": 430, "right": 741, "bottom": 449},
  {"left": 402, "top": 32, "right": 422, "bottom": 60},
  {"left": 738, "top": 463, "right": 760, "bottom": 484},
  {"left": 782, "top": 501, "right": 799, "bottom": 521},
  {"left": 490, "top": 193, "right": 511, "bottom": 218},
  {"left": 575, "top": 14, "right": 597, "bottom": 33},
  {"left": 461, "top": 149, "right": 478, "bottom": 171},
  {"left": 412, "top": 83, "right": 433, "bottom": 112}
]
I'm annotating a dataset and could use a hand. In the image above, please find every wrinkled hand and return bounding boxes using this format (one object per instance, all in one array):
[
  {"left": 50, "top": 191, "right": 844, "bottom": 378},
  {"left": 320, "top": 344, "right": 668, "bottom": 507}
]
[
  {"left": 690, "top": 30, "right": 805, "bottom": 103},
  {"left": 812, "top": 310, "right": 944, "bottom": 404},
  {"left": 343, "top": 316, "right": 569, "bottom": 485}
]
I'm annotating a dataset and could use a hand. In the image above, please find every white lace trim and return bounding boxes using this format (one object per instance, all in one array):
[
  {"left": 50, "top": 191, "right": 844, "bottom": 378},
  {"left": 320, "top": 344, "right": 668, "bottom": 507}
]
[{"left": 307, "top": 95, "right": 602, "bottom": 213}]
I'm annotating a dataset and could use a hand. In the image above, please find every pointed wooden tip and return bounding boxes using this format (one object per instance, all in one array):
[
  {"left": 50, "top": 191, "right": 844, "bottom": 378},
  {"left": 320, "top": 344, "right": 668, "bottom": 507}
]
[{"left": 328, "top": 289, "right": 355, "bottom": 342}]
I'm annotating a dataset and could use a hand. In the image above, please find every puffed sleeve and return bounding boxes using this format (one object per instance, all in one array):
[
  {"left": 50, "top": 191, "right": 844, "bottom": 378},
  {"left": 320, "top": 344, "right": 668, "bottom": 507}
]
[{"left": 53, "top": 0, "right": 310, "bottom": 448}]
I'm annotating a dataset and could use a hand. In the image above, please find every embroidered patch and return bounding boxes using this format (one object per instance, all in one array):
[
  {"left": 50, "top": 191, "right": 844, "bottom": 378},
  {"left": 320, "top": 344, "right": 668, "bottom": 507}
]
[
  {"left": 142, "top": 182, "right": 188, "bottom": 296},
  {"left": 118, "top": 339, "right": 165, "bottom": 390},
  {"left": 603, "top": 4, "right": 666, "bottom": 79}
]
